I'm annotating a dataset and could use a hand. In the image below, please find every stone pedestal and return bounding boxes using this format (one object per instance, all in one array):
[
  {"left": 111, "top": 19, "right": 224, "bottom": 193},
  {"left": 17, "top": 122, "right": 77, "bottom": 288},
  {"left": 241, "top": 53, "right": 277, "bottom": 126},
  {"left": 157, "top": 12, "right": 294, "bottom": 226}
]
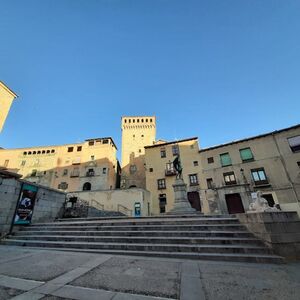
[
  {"left": 168, "top": 178, "right": 198, "bottom": 214},
  {"left": 236, "top": 211, "right": 300, "bottom": 260}
]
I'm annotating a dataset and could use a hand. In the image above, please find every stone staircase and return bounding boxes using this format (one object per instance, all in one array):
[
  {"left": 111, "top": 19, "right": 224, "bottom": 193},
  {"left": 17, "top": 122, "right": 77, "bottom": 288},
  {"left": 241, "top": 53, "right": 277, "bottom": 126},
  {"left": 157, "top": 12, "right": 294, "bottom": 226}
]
[{"left": 2, "top": 215, "right": 284, "bottom": 263}]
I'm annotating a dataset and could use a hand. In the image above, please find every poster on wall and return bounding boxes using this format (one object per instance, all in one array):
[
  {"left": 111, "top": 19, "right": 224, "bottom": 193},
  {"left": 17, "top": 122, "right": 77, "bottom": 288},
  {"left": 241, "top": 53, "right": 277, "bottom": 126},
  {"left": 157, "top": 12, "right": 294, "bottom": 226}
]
[{"left": 14, "top": 183, "right": 38, "bottom": 225}]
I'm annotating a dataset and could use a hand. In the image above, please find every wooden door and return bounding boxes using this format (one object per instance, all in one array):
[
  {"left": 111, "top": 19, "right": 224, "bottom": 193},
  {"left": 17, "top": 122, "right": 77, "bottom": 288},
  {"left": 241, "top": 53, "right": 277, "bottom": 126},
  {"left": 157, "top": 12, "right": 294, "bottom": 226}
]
[
  {"left": 187, "top": 192, "right": 201, "bottom": 211},
  {"left": 225, "top": 193, "right": 244, "bottom": 214}
]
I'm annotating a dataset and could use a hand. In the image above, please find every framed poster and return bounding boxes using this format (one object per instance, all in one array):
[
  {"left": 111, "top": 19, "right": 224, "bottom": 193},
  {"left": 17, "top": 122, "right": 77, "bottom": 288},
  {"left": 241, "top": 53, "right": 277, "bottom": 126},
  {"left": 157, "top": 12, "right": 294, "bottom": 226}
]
[{"left": 14, "top": 183, "right": 38, "bottom": 225}]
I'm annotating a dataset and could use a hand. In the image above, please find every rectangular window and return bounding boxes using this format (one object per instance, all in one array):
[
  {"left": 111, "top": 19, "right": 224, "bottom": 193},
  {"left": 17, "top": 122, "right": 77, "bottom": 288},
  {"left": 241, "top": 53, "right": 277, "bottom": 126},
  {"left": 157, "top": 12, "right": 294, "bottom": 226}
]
[
  {"left": 172, "top": 145, "right": 179, "bottom": 156},
  {"left": 103, "top": 168, "right": 107, "bottom": 174},
  {"left": 220, "top": 153, "right": 232, "bottom": 167},
  {"left": 149, "top": 167, "right": 153, "bottom": 172},
  {"left": 70, "top": 167, "right": 79, "bottom": 177},
  {"left": 157, "top": 178, "right": 166, "bottom": 189},
  {"left": 63, "top": 169, "right": 68, "bottom": 176},
  {"left": 207, "top": 157, "right": 214, "bottom": 164},
  {"left": 193, "top": 161, "right": 198, "bottom": 166},
  {"left": 239, "top": 147, "right": 254, "bottom": 162},
  {"left": 165, "top": 162, "right": 176, "bottom": 175},
  {"left": 189, "top": 174, "right": 199, "bottom": 185},
  {"left": 223, "top": 172, "right": 236, "bottom": 185},
  {"left": 67, "top": 147, "right": 74, "bottom": 152},
  {"left": 77, "top": 146, "right": 82, "bottom": 152},
  {"left": 251, "top": 168, "right": 268, "bottom": 185},
  {"left": 87, "top": 168, "right": 95, "bottom": 176},
  {"left": 31, "top": 169, "right": 37, "bottom": 177},
  {"left": 88, "top": 141, "right": 94, "bottom": 146},
  {"left": 288, "top": 135, "right": 300, "bottom": 153},
  {"left": 130, "top": 165, "right": 137, "bottom": 174},
  {"left": 58, "top": 182, "right": 68, "bottom": 190},
  {"left": 160, "top": 148, "right": 166, "bottom": 158},
  {"left": 91, "top": 155, "right": 95, "bottom": 161},
  {"left": 206, "top": 178, "right": 213, "bottom": 189},
  {"left": 102, "top": 139, "right": 109, "bottom": 144}
]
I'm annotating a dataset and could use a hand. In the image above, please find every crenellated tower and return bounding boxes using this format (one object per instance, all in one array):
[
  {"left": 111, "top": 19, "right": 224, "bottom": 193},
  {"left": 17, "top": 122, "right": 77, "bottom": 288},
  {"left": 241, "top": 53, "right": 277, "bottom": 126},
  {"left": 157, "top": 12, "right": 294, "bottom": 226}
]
[{"left": 121, "top": 116, "right": 156, "bottom": 189}]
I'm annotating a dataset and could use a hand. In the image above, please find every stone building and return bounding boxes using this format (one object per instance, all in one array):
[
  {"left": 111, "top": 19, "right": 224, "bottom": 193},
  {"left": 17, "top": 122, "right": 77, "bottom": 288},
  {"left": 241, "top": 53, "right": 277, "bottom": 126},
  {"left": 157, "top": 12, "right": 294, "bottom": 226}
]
[
  {"left": 121, "top": 116, "right": 156, "bottom": 189},
  {"left": 0, "top": 81, "right": 17, "bottom": 132},
  {"left": 144, "top": 137, "right": 202, "bottom": 215},
  {"left": 0, "top": 137, "right": 120, "bottom": 193},
  {"left": 199, "top": 124, "right": 300, "bottom": 215}
]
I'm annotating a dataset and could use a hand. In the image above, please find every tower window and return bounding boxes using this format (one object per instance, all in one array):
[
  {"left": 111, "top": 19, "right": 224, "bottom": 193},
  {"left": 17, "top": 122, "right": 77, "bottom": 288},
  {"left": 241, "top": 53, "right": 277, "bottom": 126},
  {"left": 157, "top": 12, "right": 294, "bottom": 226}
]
[
  {"left": 68, "top": 147, "right": 74, "bottom": 152},
  {"left": 124, "top": 119, "right": 127, "bottom": 123},
  {"left": 137, "top": 119, "right": 139, "bottom": 123},
  {"left": 141, "top": 119, "right": 144, "bottom": 123},
  {"left": 77, "top": 146, "right": 82, "bottom": 152},
  {"left": 133, "top": 119, "right": 135, "bottom": 123},
  {"left": 129, "top": 119, "right": 131, "bottom": 123}
]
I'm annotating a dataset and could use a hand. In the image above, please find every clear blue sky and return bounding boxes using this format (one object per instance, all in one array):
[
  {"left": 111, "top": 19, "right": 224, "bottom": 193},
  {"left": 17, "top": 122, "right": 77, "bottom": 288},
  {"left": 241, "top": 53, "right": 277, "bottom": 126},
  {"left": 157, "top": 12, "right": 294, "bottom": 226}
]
[{"left": 1, "top": 0, "right": 299, "bottom": 154}]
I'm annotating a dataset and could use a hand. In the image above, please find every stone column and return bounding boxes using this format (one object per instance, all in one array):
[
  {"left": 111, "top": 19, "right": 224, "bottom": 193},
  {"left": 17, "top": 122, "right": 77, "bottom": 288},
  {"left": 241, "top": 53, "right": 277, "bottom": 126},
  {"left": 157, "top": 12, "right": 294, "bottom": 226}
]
[{"left": 168, "top": 178, "right": 198, "bottom": 214}]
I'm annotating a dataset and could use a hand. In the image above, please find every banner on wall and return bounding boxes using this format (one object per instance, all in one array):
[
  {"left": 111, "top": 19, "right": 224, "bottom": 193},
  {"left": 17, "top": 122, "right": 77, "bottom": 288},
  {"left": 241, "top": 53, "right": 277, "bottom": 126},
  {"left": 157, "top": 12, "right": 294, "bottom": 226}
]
[{"left": 14, "top": 183, "right": 38, "bottom": 225}]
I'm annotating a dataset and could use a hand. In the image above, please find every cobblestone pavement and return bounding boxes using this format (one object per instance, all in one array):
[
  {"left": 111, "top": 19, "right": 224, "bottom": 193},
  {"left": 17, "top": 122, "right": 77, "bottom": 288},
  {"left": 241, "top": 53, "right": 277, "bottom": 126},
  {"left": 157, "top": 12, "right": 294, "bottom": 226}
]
[{"left": 0, "top": 245, "right": 299, "bottom": 300}]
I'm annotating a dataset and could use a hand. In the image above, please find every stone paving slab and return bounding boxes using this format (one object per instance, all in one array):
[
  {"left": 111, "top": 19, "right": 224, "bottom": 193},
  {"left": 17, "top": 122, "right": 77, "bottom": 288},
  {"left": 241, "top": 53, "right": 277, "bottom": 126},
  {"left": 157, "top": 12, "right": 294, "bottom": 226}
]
[
  {"left": 199, "top": 261, "right": 300, "bottom": 300},
  {"left": 70, "top": 256, "right": 180, "bottom": 299},
  {"left": 0, "top": 251, "right": 94, "bottom": 281},
  {"left": 0, "top": 246, "right": 299, "bottom": 300},
  {"left": 0, "top": 286, "right": 24, "bottom": 300}
]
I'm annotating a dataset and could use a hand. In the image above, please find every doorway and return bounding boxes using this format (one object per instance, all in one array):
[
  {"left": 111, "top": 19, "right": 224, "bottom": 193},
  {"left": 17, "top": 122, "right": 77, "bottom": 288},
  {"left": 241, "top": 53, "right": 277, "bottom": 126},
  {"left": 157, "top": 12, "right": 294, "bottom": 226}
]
[
  {"left": 187, "top": 192, "right": 201, "bottom": 211},
  {"left": 262, "top": 194, "right": 275, "bottom": 207},
  {"left": 225, "top": 193, "right": 245, "bottom": 214}
]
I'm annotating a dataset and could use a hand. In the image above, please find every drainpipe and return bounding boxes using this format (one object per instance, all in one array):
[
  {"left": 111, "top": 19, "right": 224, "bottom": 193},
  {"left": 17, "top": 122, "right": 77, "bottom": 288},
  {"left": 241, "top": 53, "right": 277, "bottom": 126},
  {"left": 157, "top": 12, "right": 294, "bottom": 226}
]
[{"left": 272, "top": 133, "right": 299, "bottom": 203}]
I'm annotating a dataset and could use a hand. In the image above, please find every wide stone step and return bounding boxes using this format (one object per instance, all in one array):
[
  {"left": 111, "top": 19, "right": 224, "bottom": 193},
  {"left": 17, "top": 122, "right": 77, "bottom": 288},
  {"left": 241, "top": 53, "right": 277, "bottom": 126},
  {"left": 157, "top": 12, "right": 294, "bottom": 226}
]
[
  {"left": 3, "top": 239, "right": 272, "bottom": 255},
  {"left": 13, "top": 230, "right": 254, "bottom": 238},
  {"left": 20, "top": 224, "right": 246, "bottom": 232},
  {"left": 55, "top": 214, "right": 235, "bottom": 222},
  {"left": 32, "top": 217, "right": 239, "bottom": 227},
  {"left": 10, "top": 235, "right": 264, "bottom": 246},
  {"left": 13, "top": 246, "right": 283, "bottom": 264}
]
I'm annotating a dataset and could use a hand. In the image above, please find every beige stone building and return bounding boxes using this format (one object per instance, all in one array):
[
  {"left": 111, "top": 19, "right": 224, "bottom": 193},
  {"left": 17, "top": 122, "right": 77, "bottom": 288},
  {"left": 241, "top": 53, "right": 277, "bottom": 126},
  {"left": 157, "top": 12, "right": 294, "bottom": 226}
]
[
  {"left": 144, "top": 124, "right": 300, "bottom": 216},
  {"left": 199, "top": 124, "right": 300, "bottom": 215},
  {"left": 144, "top": 137, "right": 202, "bottom": 215},
  {"left": 0, "top": 137, "right": 120, "bottom": 193},
  {"left": 121, "top": 116, "right": 156, "bottom": 189},
  {"left": 0, "top": 81, "right": 17, "bottom": 132}
]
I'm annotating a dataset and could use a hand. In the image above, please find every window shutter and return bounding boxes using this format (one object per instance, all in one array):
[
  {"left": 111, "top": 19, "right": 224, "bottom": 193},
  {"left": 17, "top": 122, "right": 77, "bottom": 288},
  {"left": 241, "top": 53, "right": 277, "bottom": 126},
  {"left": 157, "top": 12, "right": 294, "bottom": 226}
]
[
  {"left": 240, "top": 148, "right": 253, "bottom": 161},
  {"left": 220, "top": 153, "right": 232, "bottom": 166}
]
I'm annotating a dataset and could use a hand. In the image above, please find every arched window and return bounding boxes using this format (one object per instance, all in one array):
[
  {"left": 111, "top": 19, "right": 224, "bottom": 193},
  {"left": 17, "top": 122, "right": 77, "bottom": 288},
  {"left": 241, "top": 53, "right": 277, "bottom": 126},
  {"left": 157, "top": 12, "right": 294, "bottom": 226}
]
[{"left": 82, "top": 182, "right": 91, "bottom": 191}]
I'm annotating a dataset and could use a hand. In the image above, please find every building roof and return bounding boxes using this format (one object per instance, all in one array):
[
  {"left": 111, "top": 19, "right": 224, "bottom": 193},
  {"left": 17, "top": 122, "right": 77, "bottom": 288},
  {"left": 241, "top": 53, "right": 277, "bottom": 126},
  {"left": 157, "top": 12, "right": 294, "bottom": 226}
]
[
  {"left": 0, "top": 81, "right": 18, "bottom": 98},
  {"left": 199, "top": 124, "right": 300, "bottom": 153},
  {"left": 85, "top": 137, "right": 118, "bottom": 150},
  {"left": 144, "top": 137, "right": 198, "bottom": 149}
]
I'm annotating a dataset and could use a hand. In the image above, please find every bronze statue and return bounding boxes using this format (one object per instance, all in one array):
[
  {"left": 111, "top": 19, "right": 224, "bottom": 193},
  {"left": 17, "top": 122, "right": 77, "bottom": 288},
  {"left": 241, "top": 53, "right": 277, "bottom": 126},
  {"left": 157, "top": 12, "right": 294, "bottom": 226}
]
[{"left": 173, "top": 155, "right": 182, "bottom": 179}]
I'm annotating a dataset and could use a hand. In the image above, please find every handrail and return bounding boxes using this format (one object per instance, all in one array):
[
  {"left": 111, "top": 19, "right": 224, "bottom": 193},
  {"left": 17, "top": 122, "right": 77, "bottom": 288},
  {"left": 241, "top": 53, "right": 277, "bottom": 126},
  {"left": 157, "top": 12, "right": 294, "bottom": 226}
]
[{"left": 117, "top": 204, "right": 132, "bottom": 216}]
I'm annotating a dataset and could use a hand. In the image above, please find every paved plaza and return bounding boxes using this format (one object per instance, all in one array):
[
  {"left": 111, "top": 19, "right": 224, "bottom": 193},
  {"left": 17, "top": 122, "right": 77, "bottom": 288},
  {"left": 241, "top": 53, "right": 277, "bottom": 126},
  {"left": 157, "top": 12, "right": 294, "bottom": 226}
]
[{"left": 0, "top": 246, "right": 299, "bottom": 300}]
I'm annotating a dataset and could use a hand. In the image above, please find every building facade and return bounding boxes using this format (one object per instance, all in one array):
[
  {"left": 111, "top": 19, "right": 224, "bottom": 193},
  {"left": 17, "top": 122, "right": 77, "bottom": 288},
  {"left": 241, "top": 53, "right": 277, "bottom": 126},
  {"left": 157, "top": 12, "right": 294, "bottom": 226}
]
[
  {"left": 0, "top": 137, "right": 120, "bottom": 193},
  {"left": 144, "top": 137, "right": 202, "bottom": 215},
  {"left": 121, "top": 116, "right": 156, "bottom": 189},
  {"left": 199, "top": 125, "right": 300, "bottom": 215},
  {"left": 0, "top": 81, "right": 17, "bottom": 132}
]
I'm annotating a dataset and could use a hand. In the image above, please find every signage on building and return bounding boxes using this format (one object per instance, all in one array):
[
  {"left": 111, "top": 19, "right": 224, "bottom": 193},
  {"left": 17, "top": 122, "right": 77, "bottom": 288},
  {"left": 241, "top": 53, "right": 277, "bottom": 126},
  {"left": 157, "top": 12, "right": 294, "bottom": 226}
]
[
  {"left": 14, "top": 183, "right": 38, "bottom": 225},
  {"left": 251, "top": 192, "right": 258, "bottom": 199}
]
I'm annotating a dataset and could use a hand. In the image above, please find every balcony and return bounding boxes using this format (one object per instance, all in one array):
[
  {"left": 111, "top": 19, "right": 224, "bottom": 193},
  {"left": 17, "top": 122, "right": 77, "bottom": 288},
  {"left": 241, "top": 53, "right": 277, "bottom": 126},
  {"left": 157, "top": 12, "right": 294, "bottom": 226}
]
[
  {"left": 165, "top": 163, "right": 176, "bottom": 176},
  {"left": 165, "top": 169, "right": 176, "bottom": 176},
  {"left": 86, "top": 171, "right": 95, "bottom": 177}
]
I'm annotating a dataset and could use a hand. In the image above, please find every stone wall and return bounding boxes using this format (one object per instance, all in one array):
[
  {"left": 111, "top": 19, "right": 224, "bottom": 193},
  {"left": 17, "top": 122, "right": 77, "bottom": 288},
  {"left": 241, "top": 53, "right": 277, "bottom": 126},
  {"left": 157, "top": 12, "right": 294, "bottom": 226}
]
[
  {"left": 236, "top": 212, "right": 300, "bottom": 260},
  {"left": 67, "top": 188, "right": 151, "bottom": 217},
  {"left": 0, "top": 177, "right": 66, "bottom": 236}
]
